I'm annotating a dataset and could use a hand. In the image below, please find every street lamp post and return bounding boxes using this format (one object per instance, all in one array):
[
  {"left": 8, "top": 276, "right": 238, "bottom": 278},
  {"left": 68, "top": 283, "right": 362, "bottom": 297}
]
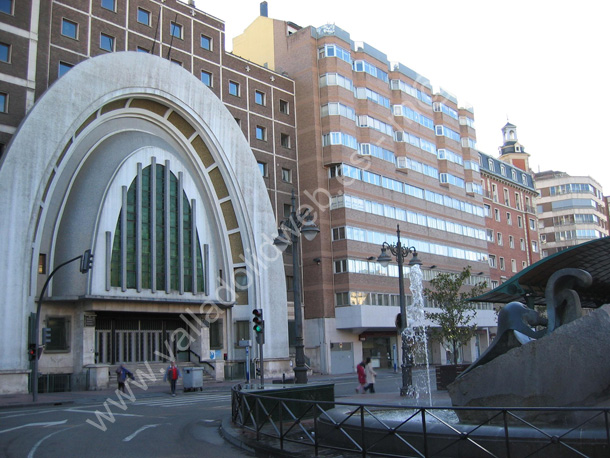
[
  {"left": 32, "top": 250, "right": 93, "bottom": 401},
  {"left": 376, "top": 225, "right": 421, "bottom": 396},
  {"left": 274, "top": 190, "right": 319, "bottom": 384}
]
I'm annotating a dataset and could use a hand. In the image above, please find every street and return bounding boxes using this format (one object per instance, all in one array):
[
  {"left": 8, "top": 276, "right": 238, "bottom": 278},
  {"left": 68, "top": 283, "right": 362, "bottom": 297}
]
[{"left": 0, "top": 369, "right": 438, "bottom": 457}]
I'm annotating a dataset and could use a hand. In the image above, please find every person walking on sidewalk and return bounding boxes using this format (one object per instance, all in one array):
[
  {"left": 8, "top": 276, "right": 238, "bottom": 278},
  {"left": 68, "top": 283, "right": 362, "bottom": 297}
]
[
  {"left": 364, "top": 357, "right": 377, "bottom": 393},
  {"left": 115, "top": 364, "right": 134, "bottom": 393},
  {"left": 355, "top": 360, "right": 367, "bottom": 394},
  {"left": 164, "top": 361, "right": 181, "bottom": 396}
]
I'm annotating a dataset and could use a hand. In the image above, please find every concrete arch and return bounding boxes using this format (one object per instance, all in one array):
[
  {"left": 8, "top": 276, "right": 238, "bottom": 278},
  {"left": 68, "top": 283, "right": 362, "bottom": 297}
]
[{"left": 0, "top": 52, "right": 287, "bottom": 392}]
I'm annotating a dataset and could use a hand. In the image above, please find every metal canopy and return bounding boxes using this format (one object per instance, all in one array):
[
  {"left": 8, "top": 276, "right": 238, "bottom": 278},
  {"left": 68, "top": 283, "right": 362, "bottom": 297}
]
[{"left": 471, "top": 237, "right": 610, "bottom": 308}]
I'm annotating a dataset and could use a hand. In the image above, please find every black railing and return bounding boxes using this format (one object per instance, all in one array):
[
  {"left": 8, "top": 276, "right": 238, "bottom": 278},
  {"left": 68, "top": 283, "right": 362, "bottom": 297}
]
[{"left": 231, "top": 385, "right": 610, "bottom": 457}]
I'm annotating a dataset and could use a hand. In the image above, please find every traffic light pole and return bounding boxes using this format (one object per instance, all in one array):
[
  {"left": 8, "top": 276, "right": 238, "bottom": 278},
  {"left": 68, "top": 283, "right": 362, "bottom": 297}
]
[
  {"left": 258, "top": 335, "right": 264, "bottom": 389},
  {"left": 32, "top": 252, "right": 91, "bottom": 402}
]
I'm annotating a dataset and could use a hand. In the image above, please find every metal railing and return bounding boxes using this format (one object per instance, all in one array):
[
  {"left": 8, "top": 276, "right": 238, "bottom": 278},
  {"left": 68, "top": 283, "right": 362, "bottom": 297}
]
[{"left": 231, "top": 385, "right": 610, "bottom": 457}]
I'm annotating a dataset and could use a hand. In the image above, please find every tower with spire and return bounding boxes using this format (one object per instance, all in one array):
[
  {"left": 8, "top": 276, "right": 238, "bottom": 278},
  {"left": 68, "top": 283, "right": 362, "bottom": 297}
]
[{"left": 498, "top": 122, "right": 531, "bottom": 172}]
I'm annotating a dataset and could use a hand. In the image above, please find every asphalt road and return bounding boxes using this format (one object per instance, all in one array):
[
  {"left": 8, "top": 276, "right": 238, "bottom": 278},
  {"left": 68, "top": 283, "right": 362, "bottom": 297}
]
[
  {"left": 0, "top": 388, "right": 251, "bottom": 458},
  {"left": 0, "top": 369, "right": 436, "bottom": 457}
]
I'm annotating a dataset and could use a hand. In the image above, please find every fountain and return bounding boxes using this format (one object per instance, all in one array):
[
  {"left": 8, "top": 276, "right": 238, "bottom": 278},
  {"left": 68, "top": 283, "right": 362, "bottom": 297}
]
[
  {"left": 315, "top": 238, "right": 610, "bottom": 456},
  {"left": 406, "top": 263, "right": 433, "bottom": 404}
]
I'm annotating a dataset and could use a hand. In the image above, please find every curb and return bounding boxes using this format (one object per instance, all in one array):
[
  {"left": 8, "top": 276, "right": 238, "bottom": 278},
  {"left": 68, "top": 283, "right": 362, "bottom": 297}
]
[{"left": 0, "top": 400, "right": 75, "bottom": 410}]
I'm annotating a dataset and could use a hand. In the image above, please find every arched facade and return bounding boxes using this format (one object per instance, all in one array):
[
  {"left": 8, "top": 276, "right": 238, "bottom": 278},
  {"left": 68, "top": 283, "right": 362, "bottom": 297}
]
[{"left": 0, "top": 52, "right": 288, "bottom": 393}]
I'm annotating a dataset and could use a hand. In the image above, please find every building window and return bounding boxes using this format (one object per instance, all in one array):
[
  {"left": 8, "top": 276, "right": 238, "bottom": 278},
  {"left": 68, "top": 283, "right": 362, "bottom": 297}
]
[
  {"left": 497, "top": 232, "right": 503, "bottom": 246},
  {"left": 279, "top": 99, "right": 289, "bottom": 114},
  {"left": 171, "top": 59, "right": 182, "bottom": 66},
  {"left": 529, "top": 218, "right": 536, "bottom": 230},
  {"left": 511, "top": 259, "right": 517, "bottom": 272},
  {"left": 58, "top": 61, "right": 73, "bottom": 77},
  {"left": 499, "top": 257, "right": 505, "bottom": 271},
  {"left": 281, "top": 168, "right": 292, "bottom": 183},
  {"left": 280, "top": 133, "right": 291, "bottom": 148},
  {"left": 286, "top": 275, "right": 294, "bottom": 292},
  {"left": 101, "top": 0, "right": 116, "bottom": 12},
  {"left": 506, "top": 212, "right": 512, "bottom": 225},
  {"left": 136, "top": 47, "right": 149, "bottom": 53},
  {"left": 0, "top": 42, "right": 10, "bottom": 63},
  {"left": 532, "top": 241, "right": 539, "bottom": 252},
  {"left": 486, "top": 229, "right": 494, "bottom": 242},
  {"left": 518, "top": 215, "right": 523, "bottom": 228},
  {"left": 45, "top": 317, "right": 70, "bottom": 351},
  {"left": 503, "top": 188, "right": 509, "bottom": 205},
  {"left": 38, "top": 254, "right": 47, "bottom": 274},
  {"left": 255, "top": 126, "right": 266, "bottom": 141},
  {"left": 489, "top": 255, "right": 496, "bottom": 268},
  {"left": 235, "top": 320, "right": 249, "bottom": 345},
  {"left": 283, "top": 204, "right": 291, "bottom": 218},
  {"left": 100, "top": 33, "right": 115, "bottom": 52},
  {"left": 494, "top": 208, "right": 500, "bottom": 222},
  {"left": 522, "top": 261, "right": 527, "bottom": 269},
  {"left": 228, "top": 81, "right": 239, "bottom": 96},
  {"left": 257, "top": 162, "right": 267, "bottom": 177},
  {"left": 61, "top": 19, "right": 78, "bottom": 39},
  {"left": 137, "top": 8, "right": 151, "bottom": 26},
  {"left": 110, "top": 163, "right": 205, "bottom": 292},
  {"left": 209, "top": 319, "right": 223, "bottom": 349},
  {"left": 509, "top": 235, "right": 514, "bottom": 248},
  {"left": 0, "top": 92, "right": 7, "bottom": 113},
  {"left": 170, "top": 22, "right": 183, "bottom": 39},
  {"left": 200, "top": 71, "right": 212, "bottom": 87},
  {"left": 255, "top": 90, "right": 265, "bottom": 106},
  {"left": 201, "top": 34, "right": 212, "bottom": 51},
  {"left": 484, "top": 204, "right": 490, "bottom": 217},
  {"left": 0, "top": 0, "right": 13, "bottom": 15}
]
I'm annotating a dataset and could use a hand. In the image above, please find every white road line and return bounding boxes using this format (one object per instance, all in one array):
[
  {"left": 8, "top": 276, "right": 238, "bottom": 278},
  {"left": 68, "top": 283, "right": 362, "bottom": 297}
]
[
  {"left": 139, "top": 396, "right": 230, "bottom": 406},
  {"left": 64, "top": 408, "right": 143, "bottom": 417},
  {"left": 27, "top": 428, "right": 70, "bottom": 458},
  {"left": 122, "top": 424, "right": 161, "bottom": 442},
  {"left": 0, "top": 420, "right": 67, "bottom": 435}
]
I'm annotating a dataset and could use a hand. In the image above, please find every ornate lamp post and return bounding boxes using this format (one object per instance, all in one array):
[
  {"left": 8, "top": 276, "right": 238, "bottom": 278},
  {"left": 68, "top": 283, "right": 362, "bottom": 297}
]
[
  {"left": 376, "top": 225, "right": 421, "bottom": 396},
  {"left": 273, "top": 190, "right": 319, "bottom": 384}
]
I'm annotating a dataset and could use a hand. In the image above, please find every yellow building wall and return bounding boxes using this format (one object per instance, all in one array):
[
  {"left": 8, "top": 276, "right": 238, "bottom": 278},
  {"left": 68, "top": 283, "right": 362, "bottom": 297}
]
[{"left": 233, "top": 16, "right": 276, "bottom": 71}]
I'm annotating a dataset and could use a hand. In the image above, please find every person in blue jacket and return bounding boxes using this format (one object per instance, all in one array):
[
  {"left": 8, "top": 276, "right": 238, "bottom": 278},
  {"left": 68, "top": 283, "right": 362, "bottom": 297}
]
[{"left": 115, "top": 364, "right": 134, "bottom": 393}]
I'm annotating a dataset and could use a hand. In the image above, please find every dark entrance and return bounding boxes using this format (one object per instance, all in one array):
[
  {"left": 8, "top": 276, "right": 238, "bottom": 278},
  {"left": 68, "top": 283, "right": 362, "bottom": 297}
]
[{"left": 95, "top": 312, "right": 185, "bottom": 364}]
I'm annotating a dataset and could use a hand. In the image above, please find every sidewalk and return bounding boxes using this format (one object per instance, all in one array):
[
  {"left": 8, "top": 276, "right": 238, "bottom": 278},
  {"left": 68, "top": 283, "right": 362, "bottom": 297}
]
[{"left": 0, "top": 369, "right": 450, "bottom": 409}]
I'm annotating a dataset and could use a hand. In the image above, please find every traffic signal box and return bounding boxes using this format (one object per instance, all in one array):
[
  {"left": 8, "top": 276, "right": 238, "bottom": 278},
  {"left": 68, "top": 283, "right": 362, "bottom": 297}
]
[{"left": 252, "top": 308, "right": 264, "bottom": 344}]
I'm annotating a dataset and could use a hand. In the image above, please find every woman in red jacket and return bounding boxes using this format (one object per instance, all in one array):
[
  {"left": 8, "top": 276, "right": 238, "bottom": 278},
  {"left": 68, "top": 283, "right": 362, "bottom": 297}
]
[{"left": 356, "top": 361, "right": 366, "bottom": 394}]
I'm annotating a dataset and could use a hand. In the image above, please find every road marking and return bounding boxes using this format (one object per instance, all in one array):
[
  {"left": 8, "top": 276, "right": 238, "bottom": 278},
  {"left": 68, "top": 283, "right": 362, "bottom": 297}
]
[
  {"left": 27, "top": 427, "right": 72, "bottom": 458},
  {"left": 64, "top": 408, "right": 143, "bottom": 417},
  {"left": 122, "top": 424, "right": 161, "bottom": 442},
  {"left": 138, "top": 394, "right": 230, "bottom": 407},
  {"left": 0, "top": 420, "right": 67, "bottom": 434}
]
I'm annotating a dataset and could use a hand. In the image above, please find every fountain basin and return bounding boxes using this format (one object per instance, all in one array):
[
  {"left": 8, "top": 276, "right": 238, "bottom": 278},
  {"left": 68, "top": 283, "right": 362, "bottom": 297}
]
[{"left": 316, "top": 406, "right": 609, "bottom": 457}]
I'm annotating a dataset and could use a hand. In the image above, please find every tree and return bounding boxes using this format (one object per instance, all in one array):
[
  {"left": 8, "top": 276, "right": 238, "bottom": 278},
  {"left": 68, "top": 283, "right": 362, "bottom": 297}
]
[{"left": 424, "top": 267, "right": 487, "bottom": 365}]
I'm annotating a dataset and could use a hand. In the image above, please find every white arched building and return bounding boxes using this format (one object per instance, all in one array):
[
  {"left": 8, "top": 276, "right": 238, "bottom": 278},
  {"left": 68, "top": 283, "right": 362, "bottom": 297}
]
[{"left": 0, "top": 52, "right": 288, "bottom": 394}]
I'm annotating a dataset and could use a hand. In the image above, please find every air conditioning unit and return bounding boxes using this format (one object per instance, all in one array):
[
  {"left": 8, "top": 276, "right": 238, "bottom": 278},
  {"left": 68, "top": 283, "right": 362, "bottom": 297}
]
[{"left": 396, "top": 157, "right": 407, "bottom": 169}]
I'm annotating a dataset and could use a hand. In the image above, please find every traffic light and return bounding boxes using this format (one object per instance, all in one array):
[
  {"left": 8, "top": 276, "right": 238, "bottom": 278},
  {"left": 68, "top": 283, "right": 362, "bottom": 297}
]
[
  {"left": 42, "top": 327, "right": 52, "bottom": 345},
  {"left": 28, "top": 343, "right": 36, "bottom": 361},
  {"left": 80, "top": 249, "right": 94, "bottom": 273},
  {"left": 252, "top": 309, "right": 264, "bottom": 344}
]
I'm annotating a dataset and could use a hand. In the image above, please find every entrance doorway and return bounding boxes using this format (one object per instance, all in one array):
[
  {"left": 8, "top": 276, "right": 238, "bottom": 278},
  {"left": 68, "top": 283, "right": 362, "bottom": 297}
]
[
  {"left": 95, "top": 313, "right": 185, "bottom": 364},
  {"left": 361, "top": 333, "right": 395, "bottom": 369}
]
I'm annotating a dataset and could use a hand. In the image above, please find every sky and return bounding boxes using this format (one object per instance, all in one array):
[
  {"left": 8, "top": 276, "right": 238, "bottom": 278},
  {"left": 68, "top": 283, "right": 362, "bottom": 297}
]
[{"left": 195, "top": 0, "right": 610, "bottom": 192}]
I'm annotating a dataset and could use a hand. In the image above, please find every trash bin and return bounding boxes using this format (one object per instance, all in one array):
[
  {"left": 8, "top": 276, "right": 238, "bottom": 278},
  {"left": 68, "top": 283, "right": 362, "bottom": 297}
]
[{"left": 183, "top": 367, "right": 204, "bottom": 392}]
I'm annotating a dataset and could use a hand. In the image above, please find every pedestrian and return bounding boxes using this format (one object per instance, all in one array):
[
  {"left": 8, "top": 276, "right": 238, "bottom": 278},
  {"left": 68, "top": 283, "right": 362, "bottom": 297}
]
[
  {"left": 164, "top": 360, "right": 181, "bottom": 396},
  {"left": 364, "top": 357, "right": 377, "bottom": 393},
  {"left": 355, "top": 360, "right": 366, "bottom": 394},
  {"left": 115, "top": 363, "right": 134, "bottom": 393}
]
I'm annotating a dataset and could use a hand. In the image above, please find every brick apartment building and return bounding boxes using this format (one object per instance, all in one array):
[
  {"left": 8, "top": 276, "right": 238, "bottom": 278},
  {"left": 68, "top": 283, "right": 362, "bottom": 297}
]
[{"left": 233, "top": 9, "right": 498, "bottom": 372}]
